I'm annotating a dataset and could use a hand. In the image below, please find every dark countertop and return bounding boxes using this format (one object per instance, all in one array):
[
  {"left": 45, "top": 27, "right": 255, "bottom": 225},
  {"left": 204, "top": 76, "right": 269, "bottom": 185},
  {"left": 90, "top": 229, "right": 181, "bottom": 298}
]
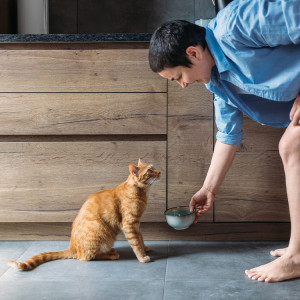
[{"left": 0, "top": 33, "right": 152, "bottom": 43}]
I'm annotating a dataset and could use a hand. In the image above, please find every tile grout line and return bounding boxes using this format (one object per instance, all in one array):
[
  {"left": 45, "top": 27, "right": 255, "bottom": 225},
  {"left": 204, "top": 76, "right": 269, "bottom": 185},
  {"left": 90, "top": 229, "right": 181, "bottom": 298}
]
[{"left": 162, "top": 240, "right": 170, "bottom": 300}]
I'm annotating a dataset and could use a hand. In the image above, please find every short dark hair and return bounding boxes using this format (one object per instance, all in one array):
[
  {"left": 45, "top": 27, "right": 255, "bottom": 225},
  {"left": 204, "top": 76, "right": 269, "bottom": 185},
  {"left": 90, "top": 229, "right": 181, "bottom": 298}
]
[{"left": 149, "top": 20, "right": 206, "bottom": 73}]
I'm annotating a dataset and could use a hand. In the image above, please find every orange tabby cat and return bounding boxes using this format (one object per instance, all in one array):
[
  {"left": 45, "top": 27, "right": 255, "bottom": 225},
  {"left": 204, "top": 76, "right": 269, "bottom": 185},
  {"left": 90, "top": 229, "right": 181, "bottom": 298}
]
[{"left": 8, "top": 159, "right": 160, "bottom": 271}]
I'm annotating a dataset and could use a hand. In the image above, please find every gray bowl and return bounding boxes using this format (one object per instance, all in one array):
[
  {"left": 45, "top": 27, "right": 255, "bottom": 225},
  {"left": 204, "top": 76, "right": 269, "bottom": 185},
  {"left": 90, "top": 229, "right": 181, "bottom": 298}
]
[{"left": 165, "top": 206, "right": 195, "bottom": 230}]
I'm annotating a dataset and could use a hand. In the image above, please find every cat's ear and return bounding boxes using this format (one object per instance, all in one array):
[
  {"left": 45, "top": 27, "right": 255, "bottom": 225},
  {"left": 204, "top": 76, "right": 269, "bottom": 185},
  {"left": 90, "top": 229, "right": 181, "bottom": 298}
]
[
  {"left": 138, "top": 159, "right": 144, "bottom": 167},
  {"left": 129, "top": 164, "right": 139, "bottom": 176}
]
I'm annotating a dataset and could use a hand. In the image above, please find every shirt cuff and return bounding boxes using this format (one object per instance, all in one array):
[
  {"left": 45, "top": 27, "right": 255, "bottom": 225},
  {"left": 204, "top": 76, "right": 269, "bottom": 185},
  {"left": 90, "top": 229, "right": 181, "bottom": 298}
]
[{"left": 216, "top": 130, "right": 243, "bottom": 145}]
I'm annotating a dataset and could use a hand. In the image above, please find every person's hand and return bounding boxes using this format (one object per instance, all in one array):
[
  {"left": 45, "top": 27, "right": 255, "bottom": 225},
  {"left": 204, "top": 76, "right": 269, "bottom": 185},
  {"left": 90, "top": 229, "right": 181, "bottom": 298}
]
[
  {"left": 290, "top": 95, "right": 300, "bottom": 125},
  {"left": 189, "top": 187, "right": 215, "bottom": 224}
]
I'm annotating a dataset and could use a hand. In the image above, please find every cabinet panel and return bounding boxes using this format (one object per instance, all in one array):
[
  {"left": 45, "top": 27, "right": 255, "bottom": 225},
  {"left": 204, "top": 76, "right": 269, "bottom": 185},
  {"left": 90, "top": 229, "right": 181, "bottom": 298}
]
[
  {"left": 215, "top": 118, "right": 289, "bottom": 221},
  {"left": 0, "top": 93, "right": 166, "bottom": 135},
  {"left": 0, "top": 141, "right": 166, "bottom": 222},
  {"left": 168, "top": 82, "right": 214, "bottom": 222},
  {"left": 0, "top": 49, "right": 166, "bottom": 92}
]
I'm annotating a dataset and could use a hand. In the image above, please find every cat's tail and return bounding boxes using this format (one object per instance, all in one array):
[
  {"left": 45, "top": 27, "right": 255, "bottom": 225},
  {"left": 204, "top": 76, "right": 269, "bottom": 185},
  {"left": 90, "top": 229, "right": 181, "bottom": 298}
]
[{"left": 7, "top": 249, "right": 74, "bottom": 271}]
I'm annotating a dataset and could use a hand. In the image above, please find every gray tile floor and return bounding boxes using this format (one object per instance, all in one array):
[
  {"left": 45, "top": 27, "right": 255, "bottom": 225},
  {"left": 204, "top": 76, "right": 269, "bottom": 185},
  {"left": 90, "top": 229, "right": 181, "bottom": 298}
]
[{"left": 0, "top": 240, "right": 299, "bottom": 300}]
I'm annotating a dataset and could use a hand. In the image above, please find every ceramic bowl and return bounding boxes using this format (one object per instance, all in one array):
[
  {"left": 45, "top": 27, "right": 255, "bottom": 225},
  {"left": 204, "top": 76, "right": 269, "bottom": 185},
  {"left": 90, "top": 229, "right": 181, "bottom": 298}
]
[{"left": 165, "top": 206, "right": 195, "bottom": 230}]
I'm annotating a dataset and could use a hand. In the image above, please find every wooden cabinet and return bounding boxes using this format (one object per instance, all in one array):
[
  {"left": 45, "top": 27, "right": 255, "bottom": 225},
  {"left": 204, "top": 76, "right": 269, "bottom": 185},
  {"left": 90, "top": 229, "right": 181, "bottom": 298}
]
[
  {"left": 0, "top": 47, "right": 165, "bottom": 92},
  {"left": 214, "top": 117, "right": 289, "bottom": 222},
  {"left": 0, "top": 43, "right": 167, "bottom": 225},
  {"left": 167, "top": 83, "right": 289, "bottom": 223},
  {"left": 0, "top": 93, "right": 166, "bottom": 135},
  {"left": 0, "top": 141, "right": 166, "bottom": 222},
  {"left": 0, "top": 42, "right": 290, "bottom": 240}
]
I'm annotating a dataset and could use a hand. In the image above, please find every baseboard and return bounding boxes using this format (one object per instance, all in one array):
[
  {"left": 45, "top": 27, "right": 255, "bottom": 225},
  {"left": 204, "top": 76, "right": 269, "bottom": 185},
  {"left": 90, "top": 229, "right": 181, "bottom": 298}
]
[{"left": 0, "top": 222, "right": 290, "bottom": 241}]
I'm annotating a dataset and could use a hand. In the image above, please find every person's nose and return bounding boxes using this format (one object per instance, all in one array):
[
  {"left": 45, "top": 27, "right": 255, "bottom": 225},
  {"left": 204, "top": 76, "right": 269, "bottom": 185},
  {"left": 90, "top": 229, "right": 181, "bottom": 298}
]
[{"left": 177, "top": 81, "right": 188, "bottom": 88}]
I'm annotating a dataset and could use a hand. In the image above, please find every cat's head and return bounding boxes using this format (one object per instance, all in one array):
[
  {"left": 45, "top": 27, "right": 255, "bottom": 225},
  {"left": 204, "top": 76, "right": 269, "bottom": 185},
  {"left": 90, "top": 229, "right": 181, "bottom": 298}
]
[{"left": 129, "top": 159, "right": 161, "bottom": 186}]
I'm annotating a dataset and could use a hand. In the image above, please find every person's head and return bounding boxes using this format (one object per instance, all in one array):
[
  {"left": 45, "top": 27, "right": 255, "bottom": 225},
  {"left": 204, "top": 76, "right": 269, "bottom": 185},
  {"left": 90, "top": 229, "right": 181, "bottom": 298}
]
[
  {"left": 149, "top": 20, "right": 215, "bottom": 88},
  {"left": 149, "top": 20, "right": 206, "bottom": 72}
]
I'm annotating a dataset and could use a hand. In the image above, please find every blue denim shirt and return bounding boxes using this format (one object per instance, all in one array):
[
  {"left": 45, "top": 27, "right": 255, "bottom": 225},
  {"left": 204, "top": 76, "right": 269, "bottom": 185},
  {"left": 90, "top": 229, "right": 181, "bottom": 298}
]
[{"left": 205, "top": 0, "right": 300, "bottom": 145}]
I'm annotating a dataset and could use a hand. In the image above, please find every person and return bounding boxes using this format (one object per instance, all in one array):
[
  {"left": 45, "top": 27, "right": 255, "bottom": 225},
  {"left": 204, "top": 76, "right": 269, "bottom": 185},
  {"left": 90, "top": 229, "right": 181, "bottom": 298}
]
[{"left": 148, "top": 0, "right": 300, "bottom": 282}]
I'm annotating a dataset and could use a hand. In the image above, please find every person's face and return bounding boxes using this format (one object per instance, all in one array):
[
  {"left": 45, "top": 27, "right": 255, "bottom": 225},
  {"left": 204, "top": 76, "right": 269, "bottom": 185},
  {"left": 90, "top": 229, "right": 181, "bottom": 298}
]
[{"left": 158, "top": 45, "right": 215, "bottom": 88}]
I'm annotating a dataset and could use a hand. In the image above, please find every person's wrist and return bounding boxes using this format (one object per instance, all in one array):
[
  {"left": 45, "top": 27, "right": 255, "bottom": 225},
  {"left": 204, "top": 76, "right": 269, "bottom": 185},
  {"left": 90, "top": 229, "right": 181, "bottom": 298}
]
[{"left": 202, "top": 185, "right": 216, "bottom": 196}]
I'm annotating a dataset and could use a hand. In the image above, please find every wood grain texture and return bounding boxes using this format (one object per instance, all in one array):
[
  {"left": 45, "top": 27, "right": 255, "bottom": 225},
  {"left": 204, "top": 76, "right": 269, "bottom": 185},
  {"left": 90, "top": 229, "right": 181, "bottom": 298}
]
[
  {"left": 0, "top": 141, "right": 166, "bottom": 222},
  {"left": 0, "top": 93, "right": 166, "bottom": 135},
  {"left": 0, "top": 48, "right": 166, "bottom": 92},
  {"left": 168, "top": 82, "right": 214, "bottom": 222},
  {"left": 215, "top": 117, "right": 289, "bottom": 222},
  {"left": 0, "top": 222, "right": 290, "bottom": 241}
]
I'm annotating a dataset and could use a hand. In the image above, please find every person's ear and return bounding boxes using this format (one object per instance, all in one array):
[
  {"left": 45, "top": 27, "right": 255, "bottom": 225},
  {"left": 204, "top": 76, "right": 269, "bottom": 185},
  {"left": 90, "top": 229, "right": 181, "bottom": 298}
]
[{"left": 186, "top": 46, "right": 203, "bottom": 61}]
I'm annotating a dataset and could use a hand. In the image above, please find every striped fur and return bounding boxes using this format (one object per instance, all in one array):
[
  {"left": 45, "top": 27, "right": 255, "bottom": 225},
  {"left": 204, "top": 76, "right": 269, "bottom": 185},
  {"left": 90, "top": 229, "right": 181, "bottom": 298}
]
[
  {"left": 7, "top": 250, "right": 73, "bottom": 271},
  {"left": 8, "top": 160, "right": 160, "bottom": 271}
]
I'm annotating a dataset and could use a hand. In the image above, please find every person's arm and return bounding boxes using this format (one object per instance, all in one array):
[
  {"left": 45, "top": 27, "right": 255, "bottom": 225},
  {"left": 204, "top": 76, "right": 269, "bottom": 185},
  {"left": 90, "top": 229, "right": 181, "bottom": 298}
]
[
  {"left": 189, "top": 94, "right": 243, "bottom": 222},
  {"left": 190, "top": 141, "right": 238, "bottom": 223},
  {"left": 203, "top": 140, "right": 238, "bottom": 195}
]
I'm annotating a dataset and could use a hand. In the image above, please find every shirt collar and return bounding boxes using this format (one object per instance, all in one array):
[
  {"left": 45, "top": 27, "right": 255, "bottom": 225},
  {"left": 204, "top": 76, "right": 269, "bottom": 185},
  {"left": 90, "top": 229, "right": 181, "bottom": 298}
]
[{"left": 205, "top": 26, "right": 231, "bottom": 74}]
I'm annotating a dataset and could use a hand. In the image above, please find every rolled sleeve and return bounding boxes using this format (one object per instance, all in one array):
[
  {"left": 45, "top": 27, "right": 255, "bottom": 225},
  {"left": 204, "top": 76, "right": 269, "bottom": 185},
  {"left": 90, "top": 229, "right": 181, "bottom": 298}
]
[{"left": 214, "top": 95, "right": 243, "bottom": 145}]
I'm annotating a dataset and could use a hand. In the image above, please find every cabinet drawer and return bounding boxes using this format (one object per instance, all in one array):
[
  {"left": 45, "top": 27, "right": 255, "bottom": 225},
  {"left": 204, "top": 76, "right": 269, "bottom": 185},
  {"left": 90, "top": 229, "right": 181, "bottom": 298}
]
[
  {"left": 0, "top": 93, "right": 166, "bottom": 135},
  {"left": 0, "top": 141, "right": 166, "bottom": 222},
  {"left": 0, "top": 49, "right": 166, "bottom": 92}
]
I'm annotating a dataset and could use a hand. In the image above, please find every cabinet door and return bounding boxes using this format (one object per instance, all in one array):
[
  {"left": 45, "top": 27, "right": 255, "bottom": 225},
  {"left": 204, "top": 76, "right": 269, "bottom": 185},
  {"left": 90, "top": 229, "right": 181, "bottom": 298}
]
[
  {"left": 214, "top": 117, "right": 289, "bottom": 221},
  {"left": 0, "top": 141, "right": 166, "bottom": 222},
  {"left": 0, "top": 48, "right": 165, "bottom": 92},
  {"left": 0, "top": 93, "right": 166, "bottom": 135},
  {"left": 0, "top": 45, "right": 167, "bottom": 224},
  {"left": 168, "top": 82, "right": 214, "bottom": 222}
]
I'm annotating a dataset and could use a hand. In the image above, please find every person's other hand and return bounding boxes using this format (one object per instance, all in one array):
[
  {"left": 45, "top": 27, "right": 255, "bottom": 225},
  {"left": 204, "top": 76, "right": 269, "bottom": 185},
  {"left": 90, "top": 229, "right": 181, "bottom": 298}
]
[
  {"left": 290, "top": 95, "right": 300, "bottom": 125},
  {"left": 189, "top": 187, "right": 214, "bottom": 224}
]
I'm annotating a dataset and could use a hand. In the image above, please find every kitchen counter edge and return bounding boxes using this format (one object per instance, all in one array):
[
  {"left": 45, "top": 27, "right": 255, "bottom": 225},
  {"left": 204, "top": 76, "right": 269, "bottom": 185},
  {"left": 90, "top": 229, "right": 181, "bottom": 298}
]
[{"left": 0, "top": 33, "right": 152, "bottom": 43}]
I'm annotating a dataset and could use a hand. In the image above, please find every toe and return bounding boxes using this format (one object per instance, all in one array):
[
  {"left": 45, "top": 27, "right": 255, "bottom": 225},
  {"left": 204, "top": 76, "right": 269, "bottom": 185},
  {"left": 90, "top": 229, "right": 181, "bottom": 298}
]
[
  {"left": 249, "top": 267, "right": 258, "bottom": 273},
  {"left": 251, "top": 273, "right": 262, "bottom": 280},
  {"left": 270, "top": 250, "right": 279, "bottom": 257},
  {"left": 257, "top": 274, "right": 267, "bottom": 282},
  {"left": 245, "top": 269, "right": 255, "bottom": 277},
  {"left": 247, "top": 271, "right": 256, "bottom": 279},
  {"left": 245, "top": 269, "right": 256, "bottom": 275},
  {"left": 265, "top": 277, "right": 272, "bottom": 282}
]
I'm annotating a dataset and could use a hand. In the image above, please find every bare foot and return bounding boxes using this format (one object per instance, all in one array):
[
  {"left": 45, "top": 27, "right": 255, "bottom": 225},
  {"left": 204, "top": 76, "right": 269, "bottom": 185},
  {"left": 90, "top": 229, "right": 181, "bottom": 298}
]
[
  {"left": 270, "top": 247, "right": 288, "bottom": 257},
  {"left": 245, "top": 252, "right": 300, "bottom": 282}
]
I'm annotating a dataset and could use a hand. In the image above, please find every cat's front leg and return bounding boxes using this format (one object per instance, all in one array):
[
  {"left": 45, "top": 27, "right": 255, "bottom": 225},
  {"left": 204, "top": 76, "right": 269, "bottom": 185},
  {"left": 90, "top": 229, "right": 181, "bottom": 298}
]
[
  {"left": 122, "top": 222, "right": 150, "bottom": 263},
  {"left": 139, "top": 232, "right": 150, "bottom": 252},
  {"left": 144, "top": 244, "right": 150, "bottom": 252}
]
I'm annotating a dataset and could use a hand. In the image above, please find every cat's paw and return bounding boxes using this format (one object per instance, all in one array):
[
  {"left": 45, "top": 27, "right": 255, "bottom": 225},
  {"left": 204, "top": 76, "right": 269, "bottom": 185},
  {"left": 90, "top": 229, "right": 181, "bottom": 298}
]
[
  {"left": 139, "top": 256, "right": 151, "bottom": 263},
  {"left": 144, "top": 245, "right": 150, "bottom": 252}
]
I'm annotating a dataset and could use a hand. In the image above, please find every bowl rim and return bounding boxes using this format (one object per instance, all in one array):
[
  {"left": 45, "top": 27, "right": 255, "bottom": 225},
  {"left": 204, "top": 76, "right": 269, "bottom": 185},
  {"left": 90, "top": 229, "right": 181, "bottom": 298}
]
[{"left": 164, "top": 206, "right": 195, "bottom": 216}]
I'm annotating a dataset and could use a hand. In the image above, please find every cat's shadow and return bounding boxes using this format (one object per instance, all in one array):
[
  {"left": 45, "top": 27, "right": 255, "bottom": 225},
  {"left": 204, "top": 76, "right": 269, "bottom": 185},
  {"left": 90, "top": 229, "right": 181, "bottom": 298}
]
[
  {"left": 115, "top": 245, "right": 170, "bottom": 262},
  {"left": 114, "top": 242, "right": 254, "bottom": 262}
]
